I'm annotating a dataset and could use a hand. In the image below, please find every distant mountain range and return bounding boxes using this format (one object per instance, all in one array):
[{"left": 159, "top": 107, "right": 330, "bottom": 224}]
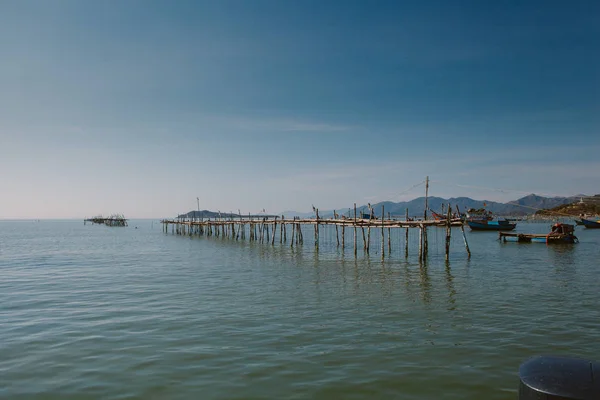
[
  {"left": 283, "top": 194, "right": 586, "bottom": 218},
  {"left": 178, "top": 194, "right": 589, "bottom": 219},
  {"left": 177, "top": 210, "right": 277, "bottom": 219}
]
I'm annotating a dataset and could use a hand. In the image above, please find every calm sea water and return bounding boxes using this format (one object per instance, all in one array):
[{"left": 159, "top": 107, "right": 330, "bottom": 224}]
[{"left": 1, "top": 219, "right": 599, "bottom": 399}]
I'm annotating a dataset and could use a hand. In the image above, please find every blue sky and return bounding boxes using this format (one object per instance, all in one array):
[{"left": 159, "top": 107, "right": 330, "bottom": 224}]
[{"left": 0, "top": 0, "right": 598, "bottom": 218}]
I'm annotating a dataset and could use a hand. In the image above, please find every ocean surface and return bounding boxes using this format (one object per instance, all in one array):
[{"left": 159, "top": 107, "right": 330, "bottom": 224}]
[{"left": 1, "top": 219, "right": 599, "bottom": 399}]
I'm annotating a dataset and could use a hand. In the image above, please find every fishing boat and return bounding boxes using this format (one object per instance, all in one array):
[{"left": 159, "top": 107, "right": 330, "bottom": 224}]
[
  {"left": 575, "top": 219, "right": 585, "bottom": 226},
  {"left": 581, "top": 218, "right": 600, "bottom": 229},
  {"left": 360, "top": 211, "right": 377, "bottom": 220},
  {"left": 429, "top": 209, "right": 449, "bottom": 221},
  {"left": 466, "top": 208, "right": 494, "bottom": 221},
  {"left": 465, "top": 208, "right": 516, "bottom": 231},
  {"left": 467, "top": 219, "right": 517, "bottom": 231},
  {"left": 499, "top": 223, "right": 578, "bottom": 244}
]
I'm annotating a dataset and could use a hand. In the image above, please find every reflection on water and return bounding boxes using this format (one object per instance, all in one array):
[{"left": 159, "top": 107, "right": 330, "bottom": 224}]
[
  {"left": 445, "top": 262, "right": 457, "bottom": 311},
  {"left": 418, "top": 262, "right": 432, "bottom": 305}
]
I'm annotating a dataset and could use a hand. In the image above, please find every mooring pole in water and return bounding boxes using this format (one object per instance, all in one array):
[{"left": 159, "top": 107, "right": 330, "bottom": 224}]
[
  {"left": 334, "top": 210, "right": 339, "bottom": 247},
  {"left": 456, "top": 205, "right": 471, "bottom": 257},
  {"left": 341, "top": 217, "right": 345, "bottom": 250},
  {"left": 418, "top": 225, "right": 423, "bottom": 261},
  {"left": 423, "top": 176, "right": 429, "bottom": 257},
  {"left": 387, "top": 211, "right": 392, "bottom": 254},
  {"left": 290, "top": 217, "right": 295, "bottom": 247},
  {"left": 405, "top": 208, "right": 409, "bottom": 258},
  {"left": 315, "top": 208, "right": 319, "bottom": 251},
  {"left": 353, "top": 203, "right": 357, "bottom": 257},
  {"left": 280, "top": 215, "right": 283, "bottom": 243},
  {"left": 381, "top": 205, "right": 385, "bottom": 258},
  {"left": 445, "top": 204, "right": 452, "bottom": 261},
  {"left": 365, "top": 204, "right": 371, "bottom": 254}
]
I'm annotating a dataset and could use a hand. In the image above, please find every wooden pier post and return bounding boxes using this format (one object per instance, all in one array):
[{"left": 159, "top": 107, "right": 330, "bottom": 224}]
[
  {"left": 280, "top": 215, "right": 284, "bottom": 244},
  {"left": 366, "top": 205, "right": 372, "bottom": 254},
  {"left": 445, "top": 204, "right": 452, "bottom": 261},
  {"left": 265, "top": 221, "right": 270, "bottom": 243},
  {"left": 387, "top": 212, "right": 391, "bottom": 253},
  {"left": 341, "top": 221, "right": 345, "bottom": 249},
  {"left": 405, "top": 208, "right": 409, "bottom": 258},
  {"left": 353, "top": 203, "right": 357, "bottom": 257},
  {"left": 456, "top": 205, "right": 471, "bottom": 257},
  {"left": 315, "top": 209, "right": 319, "bottom": 251},
  {"left": 423, "top": 176, "right": 429, "bottom": 257},
  {"left": 418, "top": 225, "right": 423, "bottom": 261},
  {"left": 380, "top": 205, "right": 385, "bottom": 258},
  {"left": 361, "top": 224, "right": 367, "bottom": 252},
  {"left": 423, "top": 226, "right": 427, "bottom": 259},
  {"left": 334, "top": 210, "right": 340, "bottom": 247},
  {"left": 290, "top": 218, "right": 295, "bottom": 247}
]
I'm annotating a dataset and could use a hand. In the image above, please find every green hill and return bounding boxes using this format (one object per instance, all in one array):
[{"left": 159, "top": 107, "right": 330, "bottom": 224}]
[{"left": 536, "top": 200, "right": 600, "bottom": 216}]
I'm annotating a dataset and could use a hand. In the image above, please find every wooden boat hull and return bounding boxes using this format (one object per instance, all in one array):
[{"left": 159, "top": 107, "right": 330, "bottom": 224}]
[
  {"left": 582, "top": 219, "right": 600, "bottom": 229},
  {"left": 468, "top": 220, "right": 516, "bottom": 231},
  {"left": 499, "top": 232, "right": 578, "bottom": 244}
]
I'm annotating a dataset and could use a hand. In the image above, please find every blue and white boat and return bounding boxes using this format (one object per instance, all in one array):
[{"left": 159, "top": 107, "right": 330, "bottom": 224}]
[
  {"left": 581, "top": 218, "right": 600, "bottom": 229},
  {"left": 467, "top": 219, "right": 517, "bottom": 231},
  {"left": 465, "top": 208, "right": 516, "bottom": 231}
]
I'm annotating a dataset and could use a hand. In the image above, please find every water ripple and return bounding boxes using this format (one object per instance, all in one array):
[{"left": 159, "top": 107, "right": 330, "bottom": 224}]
[{"left": 1, "top": 220, "right": 599, "bottom": 398}]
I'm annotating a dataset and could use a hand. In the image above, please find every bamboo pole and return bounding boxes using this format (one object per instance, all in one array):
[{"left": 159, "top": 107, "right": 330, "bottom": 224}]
[
  {"left": 456, "top": 205, "right": 471, "bottom": 257},
  {"left": 265, "top": 222, "right": 270, "bottom": 243},
  {"left": 290, "top": 218, "right": 295, "bottom": 247},
  {"left": 387, "top": 212, "right": 391, "bottom": 253},
  {"left": 315, "top": 209, "right": 319, "bottom": 251},
  {"left": 423, "top": 226, "right": 427, "bottom": 259},
  {"left": 423, "top": 176, "right": 429, "bottom": 257},
  {"left": 445, "top": 204, "right": 452, "bottom": 261},
  {"left": 405, "top": 208, "right": 409, "bottom": 258},
  {"left": 366, "top": 205, "right": 372, "bottom": 254},
  {"left": 334, "top": 210, "right": 339, "bottom": 247},
  {"left": 361, "top": 224, "right": 367, "bottom": 252},
  {"left": 381, "top": 205, "right": 385, "bottom": 258},
  {"left": 354, "top": 203, "right": 357, "bottom": 257},
  {"left": 418, "top": 225, "right": 423, "bottom": 261},
  {"left": 424, "top": 176, "right": 429, "bottom": 221}
]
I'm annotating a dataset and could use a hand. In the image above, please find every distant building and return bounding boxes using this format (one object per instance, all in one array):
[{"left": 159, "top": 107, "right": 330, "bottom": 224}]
[{"left": 578, "top": 196, "right": 600, "bottom": 205}]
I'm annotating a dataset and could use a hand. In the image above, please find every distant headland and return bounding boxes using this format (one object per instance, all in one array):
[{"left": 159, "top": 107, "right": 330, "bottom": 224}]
[{"left": 177, "top": 194, "right": 597, "bottom": 219}]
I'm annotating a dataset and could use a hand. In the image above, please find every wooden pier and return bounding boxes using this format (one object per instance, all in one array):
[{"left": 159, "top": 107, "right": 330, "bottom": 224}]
[
  {"left": 161, "top": 203, "right": 471, "bottom": 260},
  {"left": 84, "top": 214, "right": 128, "bottom": 227}
]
